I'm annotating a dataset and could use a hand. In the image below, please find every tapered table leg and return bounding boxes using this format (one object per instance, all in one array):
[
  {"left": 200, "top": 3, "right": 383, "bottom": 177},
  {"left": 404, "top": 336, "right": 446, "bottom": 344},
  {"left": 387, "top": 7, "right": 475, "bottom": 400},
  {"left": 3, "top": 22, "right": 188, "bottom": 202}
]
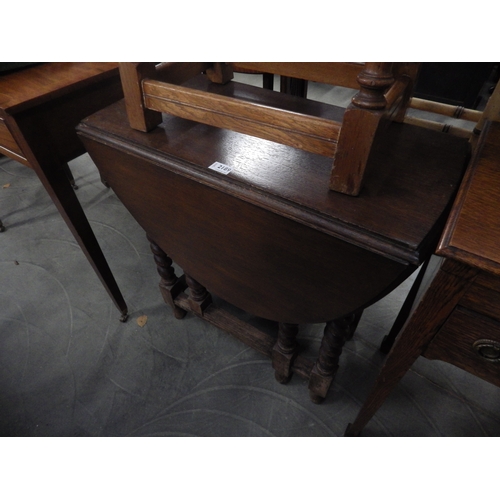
[{"left": 33, "top": 162, "right": 129, "bottom": 321}]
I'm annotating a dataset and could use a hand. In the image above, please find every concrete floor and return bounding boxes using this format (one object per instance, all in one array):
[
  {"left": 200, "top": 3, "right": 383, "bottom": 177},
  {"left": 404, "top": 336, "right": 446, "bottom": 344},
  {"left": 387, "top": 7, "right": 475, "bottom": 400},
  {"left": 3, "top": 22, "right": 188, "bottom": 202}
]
[{"left": 1, "top": 74, "right": 499, "bottom": 437}]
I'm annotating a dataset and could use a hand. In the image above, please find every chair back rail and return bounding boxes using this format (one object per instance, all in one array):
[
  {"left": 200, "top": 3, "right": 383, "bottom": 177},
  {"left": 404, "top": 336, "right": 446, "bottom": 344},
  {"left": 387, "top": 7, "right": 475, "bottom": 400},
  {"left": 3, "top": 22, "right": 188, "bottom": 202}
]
[{"left": 142, "top": 79, "right": 342, "bottom": 156}]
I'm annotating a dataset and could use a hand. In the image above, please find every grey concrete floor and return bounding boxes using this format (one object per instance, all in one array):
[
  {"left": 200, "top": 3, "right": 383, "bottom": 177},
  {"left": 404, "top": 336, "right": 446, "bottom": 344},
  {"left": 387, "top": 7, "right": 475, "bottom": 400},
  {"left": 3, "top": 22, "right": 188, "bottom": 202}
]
[{"left": 1, "top": 75, "right": 499, "bottom": 437}]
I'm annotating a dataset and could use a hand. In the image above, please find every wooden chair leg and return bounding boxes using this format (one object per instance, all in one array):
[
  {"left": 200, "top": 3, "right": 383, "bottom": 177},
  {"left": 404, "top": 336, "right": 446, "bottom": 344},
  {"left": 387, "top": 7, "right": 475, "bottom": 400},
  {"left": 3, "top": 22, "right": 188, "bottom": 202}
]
[
  {"left": 32, "top": 162, "right": 128, "bottom": 321},
  {"left": 185, "top": 273, "right": 212, "bottom": 316},
  {"left": 272, "top": 323, "right": 299, "bottom": 384},
  {"left": 147, "top": 235, "right": 187, "bottom": 319},
  {"left": 308, "top": 315, "right": 354, "bottom": 403},
  {"left": 280, "top": 76, "right": 308, "bottom": 98},
  {"left": 263, "top": 73, "right": 274, "bottom": 90}
]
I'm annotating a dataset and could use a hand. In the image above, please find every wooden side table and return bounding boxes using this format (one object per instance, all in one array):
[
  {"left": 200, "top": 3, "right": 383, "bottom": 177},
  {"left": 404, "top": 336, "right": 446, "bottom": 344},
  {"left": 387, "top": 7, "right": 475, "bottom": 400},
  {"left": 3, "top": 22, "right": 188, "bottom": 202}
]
[
  {"left": 345, "top": 120, "right": 500, "bottom": 436},
  {"left": 76, "top": 81, "right": 468, "bottom": 402},
  {"left": 0, "top": 63, "right": 127, "bottom": 320}
]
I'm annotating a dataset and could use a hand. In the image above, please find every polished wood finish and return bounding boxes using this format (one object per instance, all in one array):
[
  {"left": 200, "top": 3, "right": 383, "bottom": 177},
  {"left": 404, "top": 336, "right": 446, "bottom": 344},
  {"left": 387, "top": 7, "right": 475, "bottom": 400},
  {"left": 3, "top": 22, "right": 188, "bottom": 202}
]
[
  {"left": 77, "top": 94, "right": 468, "bottom": 401},
  {"left": 119, "top": 62, "right": 420, "bottom": 196},
  {"left": 346, "top": 121, "right": 500, "bottom": 436},
  {"left": 439, "top": 123, "right": 500, "bottom": 274},
  {"left": 0, "top": 63, "right": 127, "bottom": 320}
]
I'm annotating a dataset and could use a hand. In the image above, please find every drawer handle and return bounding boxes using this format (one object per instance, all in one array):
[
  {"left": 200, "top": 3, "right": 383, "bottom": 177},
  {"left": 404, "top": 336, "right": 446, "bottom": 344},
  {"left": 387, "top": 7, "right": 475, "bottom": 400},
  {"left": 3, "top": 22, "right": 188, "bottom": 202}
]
[{"left": 473, "top": 340, "right": 500, "bottom": 363}]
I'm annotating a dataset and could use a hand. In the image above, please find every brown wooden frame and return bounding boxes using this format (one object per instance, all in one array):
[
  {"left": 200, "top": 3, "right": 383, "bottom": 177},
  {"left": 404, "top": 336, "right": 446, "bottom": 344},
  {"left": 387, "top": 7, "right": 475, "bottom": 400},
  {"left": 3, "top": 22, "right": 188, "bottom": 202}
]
[{"left": 119, "top": 62, "right": 420, "bottom": 196}]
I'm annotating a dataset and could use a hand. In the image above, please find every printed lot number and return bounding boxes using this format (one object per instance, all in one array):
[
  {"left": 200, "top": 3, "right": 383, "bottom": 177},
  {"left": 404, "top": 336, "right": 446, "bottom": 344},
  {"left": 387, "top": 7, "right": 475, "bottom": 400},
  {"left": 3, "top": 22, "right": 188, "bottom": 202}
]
[{"left": 208, "top": 162, "right": 233, "bottom": 175}]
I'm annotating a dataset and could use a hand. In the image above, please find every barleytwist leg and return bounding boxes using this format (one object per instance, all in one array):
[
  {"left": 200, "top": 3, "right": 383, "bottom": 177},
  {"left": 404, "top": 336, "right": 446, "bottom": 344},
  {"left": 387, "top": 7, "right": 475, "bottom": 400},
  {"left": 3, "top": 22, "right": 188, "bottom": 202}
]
[
  {"left": 308, "top": 315, "right": 354, "bottom": 404},
  {"left": 272, "top": 323, "right": 299, "bottom": 384},
  {"left": 185, "top": 273, "right": 212, "bottom": 316},
  {"left": 147, "top": 234, "right": 187, "bottom": 319}
]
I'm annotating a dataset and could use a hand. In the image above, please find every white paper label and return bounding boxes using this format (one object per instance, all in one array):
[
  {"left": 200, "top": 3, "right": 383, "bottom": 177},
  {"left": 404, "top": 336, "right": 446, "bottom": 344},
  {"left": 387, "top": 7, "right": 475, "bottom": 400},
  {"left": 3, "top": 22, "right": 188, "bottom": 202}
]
[{"left": 208, "top": 162, "right": 233, "bottom": 175}]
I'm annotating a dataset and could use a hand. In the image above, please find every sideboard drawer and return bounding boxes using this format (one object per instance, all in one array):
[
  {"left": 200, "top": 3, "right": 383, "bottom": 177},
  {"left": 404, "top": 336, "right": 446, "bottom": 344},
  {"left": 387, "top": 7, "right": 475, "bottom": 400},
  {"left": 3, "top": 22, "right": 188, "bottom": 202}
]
[
  {"left": 424, "top": 307, "right": 500, "bottom": 386},
  {"left": 459, "top": 274, "right": 500, "bottom": 322}
]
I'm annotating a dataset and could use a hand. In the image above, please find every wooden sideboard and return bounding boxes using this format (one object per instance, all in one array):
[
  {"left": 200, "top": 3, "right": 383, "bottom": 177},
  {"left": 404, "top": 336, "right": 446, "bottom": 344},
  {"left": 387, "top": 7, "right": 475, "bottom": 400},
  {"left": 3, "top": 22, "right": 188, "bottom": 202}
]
[
  {"left": 0, "top": 63, "right": 127, "bottom": 320},
  {"left": 346, "top": 120, "right": 500, "bottom": 436}
]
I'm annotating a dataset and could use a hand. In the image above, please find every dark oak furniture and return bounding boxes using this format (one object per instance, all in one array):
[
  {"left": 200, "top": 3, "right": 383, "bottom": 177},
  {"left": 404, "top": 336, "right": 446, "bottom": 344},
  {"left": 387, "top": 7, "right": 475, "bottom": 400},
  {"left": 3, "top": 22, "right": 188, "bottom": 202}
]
[
  {"left": 346, "top": 120, "right": 500, "bottom": 436},
  {"left": 0, "top": 62, "right": 127, "bottom": 320},
  {"left": 77, "top": 62, "right": 470, "bottom": 402}
]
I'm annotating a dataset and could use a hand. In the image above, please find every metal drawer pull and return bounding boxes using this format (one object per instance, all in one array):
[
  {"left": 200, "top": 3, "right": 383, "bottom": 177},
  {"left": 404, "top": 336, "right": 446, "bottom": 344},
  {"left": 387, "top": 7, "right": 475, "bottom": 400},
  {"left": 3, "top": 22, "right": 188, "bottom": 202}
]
[{"left": 473, "top": 339, "right": 500, "bottom": 362}]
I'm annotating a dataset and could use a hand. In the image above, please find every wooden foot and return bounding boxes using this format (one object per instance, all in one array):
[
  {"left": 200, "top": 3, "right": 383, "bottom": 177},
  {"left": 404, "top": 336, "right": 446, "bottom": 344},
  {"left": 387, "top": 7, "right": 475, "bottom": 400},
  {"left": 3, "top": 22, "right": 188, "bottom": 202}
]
[
  {"left": 185, "top": 273, "right": 212, "bottom": 316},
  {"left": 272, "top": 323, "right": 299, "bottom": 384},
  {"left": 308, "top": 316, "right": 353, "bottom": 403},
  {"left": 148, "top": 235, "right": 187, "bottom": 319}
]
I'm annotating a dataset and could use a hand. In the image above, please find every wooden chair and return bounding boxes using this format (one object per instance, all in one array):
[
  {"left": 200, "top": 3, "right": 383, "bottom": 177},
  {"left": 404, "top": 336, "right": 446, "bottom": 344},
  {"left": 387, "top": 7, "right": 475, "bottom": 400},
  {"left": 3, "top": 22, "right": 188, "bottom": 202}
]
[
  {"left": 78, "top": 62, "right": 469, "bottom": 403},
  {"left": 118, "top": 62, "right": 420, "bottom": 196}
]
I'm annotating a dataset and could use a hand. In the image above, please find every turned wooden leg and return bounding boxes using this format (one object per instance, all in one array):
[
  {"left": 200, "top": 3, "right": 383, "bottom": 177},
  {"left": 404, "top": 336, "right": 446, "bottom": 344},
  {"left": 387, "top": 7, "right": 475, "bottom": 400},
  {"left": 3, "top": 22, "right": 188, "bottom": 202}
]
[
  {"left": 185, "top": 273, "right": 212, "bottom": 316},
  {"left": 147, "top": 235, "right": 187, "bottom": 319},
  {"left": 272, "top": 323, "right": 299, "bottom": 384},
  {"left": 309, "top": 315, "right": 354, "bottom": 404}
]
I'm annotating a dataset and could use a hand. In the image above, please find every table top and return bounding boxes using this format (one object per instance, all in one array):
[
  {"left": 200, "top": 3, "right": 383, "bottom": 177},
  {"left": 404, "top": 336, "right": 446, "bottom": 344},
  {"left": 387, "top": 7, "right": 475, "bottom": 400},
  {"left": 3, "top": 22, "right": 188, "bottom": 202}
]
[
  {"left": 0, "top": 62, "right": 119, "bottom": 115},
  {"left": 438, "top": 121, "right": 500, "bottom": 276},
  {"left": 79, "top": 81, "right": 469, "bottom": 266}
]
